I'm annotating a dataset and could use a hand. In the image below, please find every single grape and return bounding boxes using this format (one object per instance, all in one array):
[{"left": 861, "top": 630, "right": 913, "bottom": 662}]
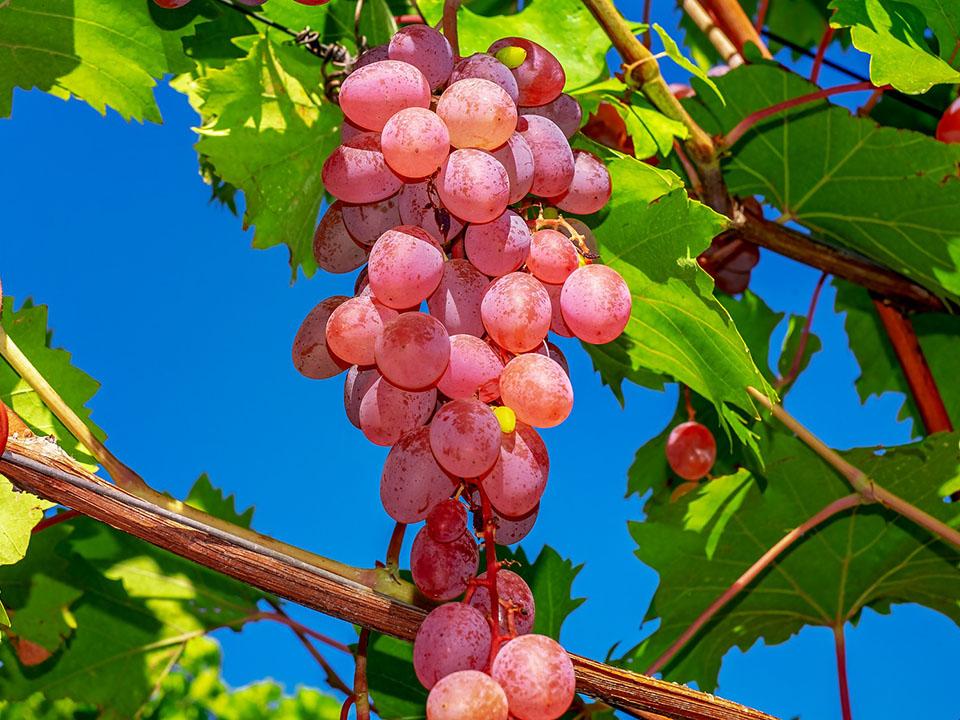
[
  {"left": 464, "top": 210, "right": 531, "bottom": 277},
  {"left": 322, "top": 132, "right": 403, "bottom": 204},
  {"left": 153, "top": 0, "right": 192, "bottom": 7},
  {"left": 493, "top": 405, "right": 516, "bottom": 433},
  {"left": 344, "top": 366, "right": 379, "bottom": 428},
  {"left": 437, "top": 79, "right": 518, "bottom": 151},
  {"left": 381, "top": 108, "right": 451, "bottom": 178},
  {"left": 499, "top": 354, "right": 572, "bottom": 428},
  {"left": 556, "top": 217, "right": 599, "bottom": 257},
  {"left": 338, "top": 60, "right": 431, "bottom": 131},
  {"left": 341, "top": 195, "right": 402, "bottom": 247},
  {"left": 381, "top": 426, "right": 454, "bottom": 522},
  {"left": 481, "top": 422, "right": 548, "bottom": 517},
  {"left": 936, "top": 97, "right": 960, "bottom": 143},
  {"left": 551, "top": 150, "right": 612, "bottom": 215},
  {"left": 294, "top": 0, "right": 331, "bottom": 4},
  {"left": 480, "top": 273, "right": 551, "bottom": 353},
  {"left": 414, "top": 603, "right": 491, "bottom": 690},
  {"left": 526, "top": 229, "right": 579, "bottom": 284},
  {"left": 543, "top": 282, "right": 573, "bottom": 337},
  {"left": 311, "top": 202, "right": 369, "bottom": 273},
  {"left": 559, "top": 264, "right": 631, "bottom": 344},
  {"left": 410, "top": 525, "right": 479, "bottom": 601},
  {"left": 665, "top": 420, "right": 717, "bottom": 480},
  {"left": 292, "top": 296, "right": 350, "bottom": 379},
  {"left": 429, "top": 399, "right": 503, "bottom": 477},
  {"left": 437, "top": 149, "right": 510, "bottom": 224},
  {"left": 368, "top": 225, "right": 445, "bottom": 309},
  {"left": 519, "top": 116, "right": 575, "bottom": 197},
  {"left": 353, "top": 45, "right": 389, "bottom": 70},
  {"left": 537, "top": 341, "right": 570, "bottom": 376},
  {"left": 426, "top": 670, "right": 509, "bottom": 720},
  {"left": 489, "top": 132, "right": 535, "bottom": 203},
  {"left": 427, "top": 260, "right": 489, "bottom": 338},
  {"left": 494, "top": 504, "right": 538, "bottom": 545},
  {"left": 340, "top": 118, "right": 367, "bottom": 143},
  {"left": 521, "top": 94, "right": 582, "bottom": 139},
  {"left": 450, "top": 53, "right": 520, "bottom": 104},
  {"left": 698, "top": 235, "right": 760, "bottom": 294},
  {"left": 375, "top": 312, "right": 451, "bottom": 391},
  {"left": 325, "top": 295, "right": 398, "bottom": 366},
  {"left": 426, "top": 498, "right": 468, "bottom": 543},
  {"left": 359, "top": 376, "right": 436, "bottom": 446},
  {"left": 398, "top": 181, "right": 465, "bottom": 244},
  {"left": 467, "top": 569, "right": 535, "bottom": 635},
  {"left": 388, "top": 25, "right": 455, "bottom": 91},
  {"left": 437, "top": 334, "right": 504, "bottom": 402},
  {"left": 491, "top": 634, "right": 575, "bottom": 720},
  {"left": 488, "top": 38, "right": 565, "bottom": 107}
]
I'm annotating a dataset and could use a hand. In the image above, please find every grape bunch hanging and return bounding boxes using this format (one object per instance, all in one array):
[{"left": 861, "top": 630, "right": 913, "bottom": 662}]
[{"left": 287, "top": 23, "right": 629, "bottom": 720}]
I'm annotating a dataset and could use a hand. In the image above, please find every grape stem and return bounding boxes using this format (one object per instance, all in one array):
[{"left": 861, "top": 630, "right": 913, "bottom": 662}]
[
  {"left": 385, "top": 521, "right": 407, "bottom": 570},
  {"left": 834, "top": 624, "right": 853, "bottom": 720},
  {"left": 774, "top": 271, "right": 827, "bottom": 391},
  {"left": 442, "top": 0, "right": 462, "bottom": 58},
  {"left": 31, "top": 508, "right": 81, "bottom": 534},
  {"left": 698, "top": 0, "right": 772, "bottom": 58},
  {"left": 809, "top": 26, "right": 835, "bottom": 84},
  {"left": 354, "top": 628, "right": 372, "bottom": 720},
  {"left": 754, "top": 0, "right": 770, "bottom": 33},
  {"left": 474, "top": 483, "right": 503, "bottom": 668}
]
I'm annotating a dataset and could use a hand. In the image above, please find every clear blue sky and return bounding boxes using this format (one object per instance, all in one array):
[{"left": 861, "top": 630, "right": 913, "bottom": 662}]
[{"left": 1, "top": 8, "right": 958, "bottom": 719}]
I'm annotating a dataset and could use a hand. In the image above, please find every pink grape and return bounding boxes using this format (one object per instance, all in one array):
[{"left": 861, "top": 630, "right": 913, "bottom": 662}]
[
  {"left": 480, "top": 273, "right": 551, "bottom": 353},
  {"left": 292, "top": 296, "right": 350, "bottom": 379},
  {"left": 426, "top": 670, "right": 509, "bottom": 720},
  {"left": 429, "top": 399, "right": 502, "bottom": 477},
  {"left": 388, "top": 25, "right": 454, "bottom": 91},
  {"left": 468, "top": 569, "right": 535, "bottom": 635},
  {"left": 325, "top": 295, "right": 398, "bottom": 366},
  {"left": 341, "top": 195, "right": 402, "bottom": 247},
  {"left": 410, "top": 525, "right": 479, "bottom": 601},
  {"left": 359, "top": 376, "right": 436, "bottom": 446},
  {"left": 537, "top": 341, "right": 570, "bottom": 376},
  {"left": 426, "top": 498, "right": 468, "bottom": 543},
  {"left": 494, "top": 504, "right": 538, "bottom": 545},
  {"left": 450, "top": 53, "right": 520, "bottom": 104},
  {"left": 294, "top": 0, "right": 331, "bottom": 5},
  {"left": 437, "top": 334, "right": 504, "bottom": 402},
  {"left": 427, "top": 260, "right": 488, "bottom": 337},
  {"left": 666, "top": 421, "right": 717, "bottom": 480},
  {"left": 322, "top": 132, "right": 403, "bottom": 204},
  {"left": 399, "top": 181, "right": 464, "bottom": 244},
  {"left": 380, "top": 426, "right": 454, "bottom": 523},
  {"left": 526, "top": 229, "right": 579, "bottom": 284},
  {"left": 354, "top": 45, "right": 389, "bottom": 70},
  {"left": 560, "top": 264, "right": 632, "bottom": 344},
  {"left": 338, "top": 60, "right": 431, "bottom": 131},
  {"left": 344, "top": 366, "right": 379, "bottom": 428},
  {"left": 491, "top": 634, "right": 575, "bottom": 720},
  {"left": 488, "top": 38, "right": 565, "bottom": 107},
  {"left": 153, "top": 0, "right": 191, "bottom": 7},
  {"left": 489, "top": 133, "right": 535, "bottom": 203},
  {"left": 414, "top": 603, "right": 490, "bottom": 689},
  {"left": 464, "top": 210, "right": 531, "bottom": 277},
  {"left": 312, "top": 202, "right": 369, "bottom": 274},
  {"left": 500, "top": 354, "right": 572, "bottom": 428},
  {"left": 543, "top": 282, "right": 572, "bottom": 337},
  {"left": 437, "top": 149, "right": 510, "bottom": 224},
  {"left": 521, "top": 93, "right": 582, "bottom": 138},
  {"left": 437, "top": 79, "right": 518, "bottom": 151},
  {"left": 481, "top": 422, "right": 548, "bottom": 516},
  {"left": 375, "top": 312, "right": 451, "bottom": 391},
  {"left": 368, "top": 226, "right": 445, "bottom": 309},
  {"left": 381, "top": 108, "right": 451, "bottom": 178},
  {"left": 519, "top": 116, "right": 575, "bottom": 197},
  {"left": 551, "top": 150, "right": 612, "bottom": 215},
  {"left": 340, "top": 118, "right": 366, "bottom": 143}
]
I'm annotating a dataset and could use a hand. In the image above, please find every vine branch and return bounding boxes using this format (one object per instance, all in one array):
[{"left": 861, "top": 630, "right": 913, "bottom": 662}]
[{"left": 699, "top": 0, "right": 771, "bottom": 58}]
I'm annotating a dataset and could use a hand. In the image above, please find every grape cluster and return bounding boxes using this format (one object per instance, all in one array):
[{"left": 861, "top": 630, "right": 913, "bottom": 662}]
[{"left": 289, "top": 23, "right": 630, "bottom": 720}]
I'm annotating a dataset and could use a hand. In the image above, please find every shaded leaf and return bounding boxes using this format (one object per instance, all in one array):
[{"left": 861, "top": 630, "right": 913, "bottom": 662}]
[{"left": 0, "top": 476, "right": 53, "bottom": 565}]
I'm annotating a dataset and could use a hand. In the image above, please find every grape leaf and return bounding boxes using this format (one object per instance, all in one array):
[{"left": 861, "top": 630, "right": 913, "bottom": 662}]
[
  {"left": 623, "top": 428, "right": 960, "bottom": 690},
  {"left": 0, "top": 476, "right": 53, "bottom": 566},
  {"left": 651, "top": 24, "right": 722, "bottom": 102},
  {"left": 184, "top": 473, "right": 255, "bottom": 528},
  {"left": 689, "top": 64, "right": 960, "bottom": 300},
  {"left": 829, "top": 0, "right": 960, "bottom": 93}
]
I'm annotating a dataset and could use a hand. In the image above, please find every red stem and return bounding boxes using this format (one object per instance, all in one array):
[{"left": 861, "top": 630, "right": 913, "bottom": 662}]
[
  {"left": 0, "top": 402, "right": 7, "bottom": 458},
  {"left": 642, "top": 0, "right": 652, "bottom": 48},
  {"left": 385, "top": 522, "right": 406, "bottom": 568},
  {"left": 776, "top": 272, "right": 827, "bottom": 390},
  {"left": 723, "top": 81, "right": 880, "bottom": 148},
  {"left": 833, "top": 624, "right": 853, "bottom": 720},
  {"left": 673, "top": 140, "right": 703, "bottom": 196},
  {"left": 394, "top": 14, "right": 424, "bottom": 24},
  {"left": 259, "top": 611, "right": 352, "bottom": 654},
  {"left": 32, "top": 508, "right": 81, "bottom": 533},
  {"left": 683, "top": 385, "right": 696, "bottom": 422},
  {"left": 354, "top": 628, "right": 371, "bottom": 720},
  {"left": 340, "top": 696, "right": 356, "bottom": 720},
  {"left": 645, "top": 494, "right": 862, "bottom": 675},
  {"left": 810, "top": 27, "right": 835, "bottom": 84},
  {"left": 442, "top": 0, "right": 462, "bottom": 58},
  {"left": 754, "top": 0, "right": 769, "bottom": 33},
  {"left": 476, "top": 484, "right": 502, "bottom": 667},
  {"left": 700, "top": 0, "right": 771, "bottom": 58}
]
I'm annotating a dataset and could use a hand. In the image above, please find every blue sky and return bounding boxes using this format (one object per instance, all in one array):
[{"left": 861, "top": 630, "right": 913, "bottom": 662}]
[{"left": 1, "top": 9, "right": 958, "bottom": 720}]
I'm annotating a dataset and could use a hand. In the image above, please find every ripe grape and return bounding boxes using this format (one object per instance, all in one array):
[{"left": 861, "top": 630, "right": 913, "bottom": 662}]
[
  {"left": 481, "top": 422, "right": 548, "bottom": 516},
  {"left": 665, "top": 420, "right": 717, "bottom": 480},
  {"left": 519, "top": 116, "right": 575, "bottom": 197},
  {"left": 437, "top": 149, "right": 510, "bottom": 224},
  {"left": 388, "top": 25, "right": 454, "bottom": 91},
  {"left": 543, "top": 282, "right": 572, "bottom": 337},
  {"left": 464, "top": 210, "right": 531, "bottom": 277},
  {"left": 559, "top": 264, "right": 631, "bottom": 344},
  {"left": 368, "top": 225, "right": 445, "bottom": 309},
  {"left": 410, "top": 525, "right": 479, "bottom": 600},
  {"left": 381, "top": 426, "right": 454, "bottom": 523},
  {"left": 341, "top": 195, "right": 402, "bottom": 247},
  {"left": 338, "top": 60, "right": 431, "bottom": 131},
  {"left": 500, "top": 354, "right": 573, "bottom": 428},
  {"left": 354, "top": 45, "right": 389, "bottom": 70},
  {"left": 399, "top": 181, "right": 465, "bottom": 243},
  {"left": 489, "top": 133, "right": 535, "bottom": 203},
  {"left": 437, "top": 334, "right": 504, "bottom": 402},
  {"left": 450, "top": 53, "right": 520, "bottom": 104},
  {"left": 375, "top": 312, "right": 451, "bottom": 391},
  {"left": 322, "top": 133, "right": 403, "bottom": 204},
  {"left": 325, "top": 295, "right": 398, "bottom": 366},
  {"left": 491, "top": 634, "right": 575, "bottom": 720},
  {"left": 551, "top": 150, "right": 612, "bottom": 215},
  {"left": 359, "top": 376, "right": 436, "bottom": 446},
  {"left": 488, "top": 38, "right": 565, "bottom": 107},
  {"left": 294, "top": 0, "right": 331, "bottom": 5},
  {"left": 494, "top": 504, "right": 538, "bottom": 545},
  {"left": 311, "top": 202, "right": 369, "bottom": 274},
  {"left": 521, "top": 94, "right": 582, "bottom": 139},
  {"left": 427, "top": 260, "right": 489, "bottom": 337},
  {"left": 292, "top": 296, "right": 350, "bottom": 379},
  {"left": 426, "top": 670, "right": 509, "bottom": 720},
  {"left": 536, "top": 341, "right": 570, "bottom": 376},
  {"left": 414, "top": 604, "right": 491, "bottom": 689},
  {"left": 698, "top": 235, "right": 760, "bottom": 294},
  {"left": 526, "top": 229, "right": 579, "bottom": 284},
  {"left": 480, "top": 273, "right": 551, "bottom": 353},
  {"left": 936, "top": 97, "right": 960, "bottom": 143},
  {"left": 437, "top": 79, "right": 518, "bottom": 151},
  {"left": 344, "top": 366, "right": 379, "bottom": 428},
  {"left": 153, "top": 0, "right": 192, "bottom": 7},
  {"left": 426, "top": 498, "right": 468, "bottom": 543},
  {"left": 468, "top": 569, "right": 535, "bottom": 635},
  {"left": 340, "top": 118, "right": 366, "bottom": 143},
  {"left": 381, "top": 108, "right": 451, "bottom": 178},
  {"left": 429, "top": 399, "right": 503, "bottom": 477}
]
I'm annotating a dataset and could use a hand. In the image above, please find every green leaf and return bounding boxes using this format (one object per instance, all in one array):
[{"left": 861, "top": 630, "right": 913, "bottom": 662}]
[
  {"left": 184, "top": 473, "right": 254, "bottom": 528},
  {"left": 367, "top": 633, "right": 426, "bottom": 720},
  {"left": 0, "top": 476, "right": 53, "bottom": 566},
  {"left": 651, "top": 24, "right": 722, "bottom": 103},
  {"left": 829, "top": 0, "right": 960, "bottom": 93},
  {"left": 623, "top": 429, "right": 960, "bottom": 690},
  {"left": 690, "top": 64, "right": 960, "bottom": 300},
  {"left": 497, "top": 545, "right": 585, "bottom": 640}
]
